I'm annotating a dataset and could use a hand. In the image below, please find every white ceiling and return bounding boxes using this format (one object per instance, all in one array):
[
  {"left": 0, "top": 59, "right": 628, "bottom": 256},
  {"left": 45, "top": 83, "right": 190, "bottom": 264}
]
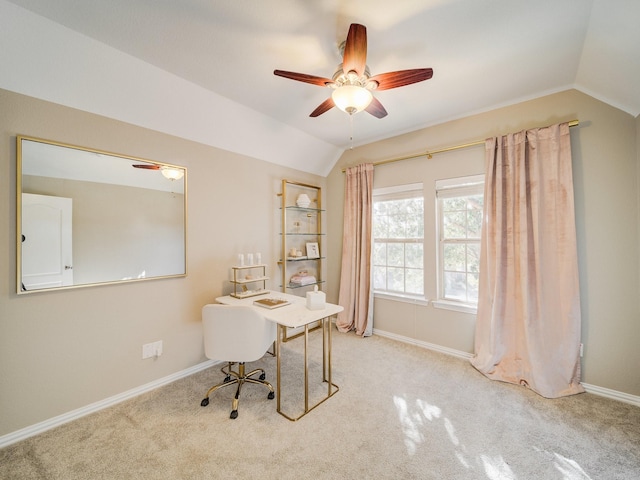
[{"left": 2, "top": 0, "right": 639, "bottom": 176}]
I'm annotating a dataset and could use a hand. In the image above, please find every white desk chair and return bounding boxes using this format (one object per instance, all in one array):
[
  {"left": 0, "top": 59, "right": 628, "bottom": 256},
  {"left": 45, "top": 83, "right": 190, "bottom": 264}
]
[{"left": 200, "top": 304, "right": 276, "bottom": 419}]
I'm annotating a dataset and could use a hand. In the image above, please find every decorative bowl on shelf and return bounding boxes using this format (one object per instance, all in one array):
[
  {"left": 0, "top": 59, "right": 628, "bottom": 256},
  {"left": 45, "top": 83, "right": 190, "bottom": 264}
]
[{"left": 296, "top": 193, "right": 311, "bottom": 208}]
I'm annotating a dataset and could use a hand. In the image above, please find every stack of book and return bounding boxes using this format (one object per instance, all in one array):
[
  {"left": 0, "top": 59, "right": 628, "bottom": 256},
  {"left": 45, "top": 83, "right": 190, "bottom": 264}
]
[{"left": 253, "top": 297, "right": 290, "bottom": 309}]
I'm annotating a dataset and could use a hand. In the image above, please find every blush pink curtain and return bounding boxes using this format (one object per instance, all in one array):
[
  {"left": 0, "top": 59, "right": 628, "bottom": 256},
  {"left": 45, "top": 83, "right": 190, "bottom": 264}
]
[
  {"left": 471, "top": 122, "right": 584, "bottom": 398},
  {"left": 337, "top": 163, "right": 374, "bottom": 336}
]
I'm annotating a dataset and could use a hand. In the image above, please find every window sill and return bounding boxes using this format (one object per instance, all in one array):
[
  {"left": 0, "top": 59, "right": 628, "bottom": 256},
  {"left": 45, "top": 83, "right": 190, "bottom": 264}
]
[
  {"left": 432, "top": 300, "right": 477, "bottom": 314},
  {"left": 373, "top": 292, "right": 429, "bottom": 307}
]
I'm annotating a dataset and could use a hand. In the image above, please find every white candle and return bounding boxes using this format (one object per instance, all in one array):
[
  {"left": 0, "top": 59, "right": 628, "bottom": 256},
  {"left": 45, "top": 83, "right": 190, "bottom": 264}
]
[
  {"left": 237, "top": 254, "right": 244, "bottom": 267},
  {"left": 255, "top": 252, "right": 262, "bottom": 265},
  {"left": 246, "top": 253, "right": 254, "bottom": 265}
]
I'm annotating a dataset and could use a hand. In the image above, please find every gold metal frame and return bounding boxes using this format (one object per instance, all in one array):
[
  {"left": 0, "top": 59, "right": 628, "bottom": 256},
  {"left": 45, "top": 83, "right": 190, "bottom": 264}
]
[
  {"left": 277, "top": 179, "right": 324, "bottom": 342},
  {"left": 16, "top": 135, "right": 188, "bottom": 294},
  {"left": 275, "top": 315, "right": 339, "bottom": 421}
]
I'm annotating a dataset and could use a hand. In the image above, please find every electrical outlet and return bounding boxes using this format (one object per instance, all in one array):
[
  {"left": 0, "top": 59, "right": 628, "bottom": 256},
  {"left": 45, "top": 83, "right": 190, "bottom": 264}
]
[
  {"left": 580, "top": 343, "right": 584, "bottom": 357},
  {"left": 142, "top": 341, "right": 163, "bottom": 359}
]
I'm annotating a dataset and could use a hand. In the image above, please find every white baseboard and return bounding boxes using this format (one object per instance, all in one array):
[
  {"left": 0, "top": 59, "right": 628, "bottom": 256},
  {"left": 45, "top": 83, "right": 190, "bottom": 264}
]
[
  {"left": 0, "top": 359, "right": 217, "bottom": 449},
  {"left": 373, "top": 328, "right": 640, "bottom": 407},
  {"left": 581, "top": 383, "right": 640, "bottom": 407},
  {"left": 373, "top": 328, "right": 474, "bottom": 360}
]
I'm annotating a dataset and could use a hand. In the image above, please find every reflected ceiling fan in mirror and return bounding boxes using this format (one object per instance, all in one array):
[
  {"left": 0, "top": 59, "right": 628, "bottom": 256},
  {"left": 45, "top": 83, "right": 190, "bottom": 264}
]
[
  {"left": 274, "top": 23, "right": 433, "bottom": 119},
  {"left": 132, "top": 163, "right": 184, "bottom": 180}
]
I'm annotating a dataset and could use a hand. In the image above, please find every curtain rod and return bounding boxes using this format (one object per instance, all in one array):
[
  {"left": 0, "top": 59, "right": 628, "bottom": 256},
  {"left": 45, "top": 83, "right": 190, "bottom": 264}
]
[{"left": 341, "top": 119, "right": 579, "bottom": 172}]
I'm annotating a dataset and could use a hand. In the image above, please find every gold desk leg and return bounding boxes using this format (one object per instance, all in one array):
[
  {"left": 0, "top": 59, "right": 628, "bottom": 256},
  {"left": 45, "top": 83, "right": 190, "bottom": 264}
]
[
  {"left": 327, "top": 316, "right": 332, "bottom": 397},
  {"left": 276, "top": 324, "right": 282, "bottom": 414},
  {"left": 276, "top": 316, "right": 339, "bottom": 422},
  {"left": 304, "top": 323, "right": 309, "bottom": 413}
]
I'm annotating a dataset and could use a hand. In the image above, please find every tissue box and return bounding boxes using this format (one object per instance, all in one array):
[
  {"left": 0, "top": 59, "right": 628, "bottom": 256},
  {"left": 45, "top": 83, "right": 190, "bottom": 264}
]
[{"left": 306, "top": 290, "right": 326, "bottom": 310}]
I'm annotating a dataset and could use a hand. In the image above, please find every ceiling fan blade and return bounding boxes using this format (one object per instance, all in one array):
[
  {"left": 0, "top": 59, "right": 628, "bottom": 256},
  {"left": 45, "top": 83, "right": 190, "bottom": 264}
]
[
  {"left": 365, "top": 97, "right": 388, "bottom": 119},
  {"left": 342, "top": 23, "right": 367, "bottom": 76},
  {"left": 309, "top": 97, "right": 335, "bottom": 117},
  {"left": 368, "top": 68, "right": 433, "bottom": 91},
  {"left": 132, "top": 164, "right": 160, "bottom": 170},
  {"left": 274, "top": 70, "right": 334, "bottom": 87}
]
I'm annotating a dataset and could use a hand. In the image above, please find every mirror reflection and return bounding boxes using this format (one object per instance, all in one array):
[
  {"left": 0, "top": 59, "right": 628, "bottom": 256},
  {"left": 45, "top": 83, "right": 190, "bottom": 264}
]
[{"left": 17, "top": 136, "right": 187, "bottom": 293}]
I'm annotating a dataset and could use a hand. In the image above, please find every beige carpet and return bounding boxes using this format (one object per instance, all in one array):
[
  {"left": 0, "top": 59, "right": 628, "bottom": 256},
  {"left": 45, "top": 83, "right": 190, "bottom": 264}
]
[{"left": 1, "top": 330, "right": 639, "bottom": 480}]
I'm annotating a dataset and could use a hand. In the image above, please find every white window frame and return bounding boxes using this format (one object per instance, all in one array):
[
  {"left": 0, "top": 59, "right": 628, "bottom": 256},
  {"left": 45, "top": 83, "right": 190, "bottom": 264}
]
[
  {"left": 434, "top": 174, "right": 484, "bottom": 314},
  {"left": 372, "top": 183, "right": 427, "bottom": 305}
]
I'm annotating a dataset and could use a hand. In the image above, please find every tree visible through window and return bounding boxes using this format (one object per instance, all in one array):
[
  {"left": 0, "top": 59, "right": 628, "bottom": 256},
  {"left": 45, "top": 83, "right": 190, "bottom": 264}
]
[
  {"left": 372, "top": 184, "right": 424, "bottom": 297},
  {"left": 437, "top": 175, "right": 484, "bottom": 305}
]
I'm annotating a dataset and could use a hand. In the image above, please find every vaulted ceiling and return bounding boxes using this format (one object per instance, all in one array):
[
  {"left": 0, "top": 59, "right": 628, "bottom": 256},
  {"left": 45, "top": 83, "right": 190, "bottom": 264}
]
[{"left": 2, "top": 0, "right": 639, "bottom": 176}]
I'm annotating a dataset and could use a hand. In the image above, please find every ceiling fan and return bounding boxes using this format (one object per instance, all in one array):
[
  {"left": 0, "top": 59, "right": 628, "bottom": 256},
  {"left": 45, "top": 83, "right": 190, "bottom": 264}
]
[{"left": 274, "top": 23, "right": 433, "bottom": 118}]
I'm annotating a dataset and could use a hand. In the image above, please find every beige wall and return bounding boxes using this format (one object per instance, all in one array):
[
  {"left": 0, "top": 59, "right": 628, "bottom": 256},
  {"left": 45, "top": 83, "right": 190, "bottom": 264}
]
[
  {"left": 0, "top": 89, "right": 325, "bottom": 436},
  {"left": 1, "top": 87, "right": 638, "bottom": 440},
  {"left": 327, "top": 89, "right": 640, "bottom": 397}
]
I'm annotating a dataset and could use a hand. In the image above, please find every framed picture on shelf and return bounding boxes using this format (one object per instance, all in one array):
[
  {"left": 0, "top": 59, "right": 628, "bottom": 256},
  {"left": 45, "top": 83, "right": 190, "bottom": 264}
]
[{"left": 306, "top": 242, "right": 320, "bottom": 259}]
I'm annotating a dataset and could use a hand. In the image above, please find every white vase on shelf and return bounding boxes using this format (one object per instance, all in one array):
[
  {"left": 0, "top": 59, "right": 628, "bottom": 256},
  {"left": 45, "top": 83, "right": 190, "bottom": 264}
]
[{"left": 296, "top": 194, "right": 311, "bottom": 208}]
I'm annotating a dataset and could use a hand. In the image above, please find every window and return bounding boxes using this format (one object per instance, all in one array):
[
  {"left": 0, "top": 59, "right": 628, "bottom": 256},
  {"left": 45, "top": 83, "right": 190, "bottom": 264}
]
[
  {"left": 372, "top": 184, "right": 424, "bottom": 298},
  {"left": 436, "top": 175, "right": 484, "bottom": 308}
]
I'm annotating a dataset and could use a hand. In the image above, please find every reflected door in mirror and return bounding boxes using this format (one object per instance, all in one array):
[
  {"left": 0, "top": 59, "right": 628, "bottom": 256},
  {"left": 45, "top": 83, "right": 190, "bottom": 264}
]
[{"left": 21, "top": 193, "right": 73, "bottom": 291}]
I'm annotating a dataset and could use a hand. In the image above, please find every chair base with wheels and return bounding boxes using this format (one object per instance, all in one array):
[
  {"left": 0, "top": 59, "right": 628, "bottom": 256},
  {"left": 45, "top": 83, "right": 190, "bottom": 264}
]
[
  {"left": 199, "top": 304, "right": 277, "bottom": 419},
  {"left": 200, "top": 361, "right": 275, "bottom": 419}
]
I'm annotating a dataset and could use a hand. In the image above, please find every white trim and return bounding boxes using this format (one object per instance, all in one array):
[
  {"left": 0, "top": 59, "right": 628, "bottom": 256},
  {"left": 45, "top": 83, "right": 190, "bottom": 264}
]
[
  {"left": 0, "top": 359, "right": 217, "bottom": 449},
  {"left": 373, "top": 292, "right": 429, "bottom": 306},
  {"left": 373, "top": 183, "right": 423, "bottom": 197},
  {"left": 373, "top": 329, "right": 640, "bottom": 407},
  {"left": 581, "top": 383, "right": 640, "bottom": 407},
  {"left": 435, "top": 174, "right": 485, "bottom": 191},
  {"left": 432, "top": 300, "right": 478, "bottom": 314},
  {"left": 373, "top": 328, "right": 473, "bottom": 360}
]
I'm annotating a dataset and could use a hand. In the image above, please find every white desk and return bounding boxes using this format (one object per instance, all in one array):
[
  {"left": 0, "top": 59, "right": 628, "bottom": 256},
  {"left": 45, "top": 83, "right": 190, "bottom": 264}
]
[{"left": 215, "top": 291, "right": 343, "bottom": 421}]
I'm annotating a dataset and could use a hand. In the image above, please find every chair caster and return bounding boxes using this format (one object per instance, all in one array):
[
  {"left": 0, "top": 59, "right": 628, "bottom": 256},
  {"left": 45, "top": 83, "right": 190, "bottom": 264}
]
[
  {"left": 230, "top": 410, "right": 238, "bottom": 419},
  {"left": 201, "top": 398, "right": 210, "bottom": 407},
  {"left": 224, "top": 376, "right": 231, "bottom": 383},
  {"left": 259, "top": 373, "right": 266, "bottom": 381},
  {"left": 268, "top": 391, "right": 275, "bottom": 400}
]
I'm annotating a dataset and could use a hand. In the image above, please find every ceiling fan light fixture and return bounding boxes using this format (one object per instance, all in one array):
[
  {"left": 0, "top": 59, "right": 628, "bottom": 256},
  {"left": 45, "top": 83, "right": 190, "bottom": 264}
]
[
  {"left": 331, "top": 85, "right": 373, "bottom": 115},
  {"left": 160, "top": 166, "right": 184, "bottom": 181}
]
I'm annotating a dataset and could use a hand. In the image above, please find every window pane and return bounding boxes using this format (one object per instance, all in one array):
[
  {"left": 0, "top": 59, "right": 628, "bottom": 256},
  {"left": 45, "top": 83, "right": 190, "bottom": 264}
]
[
  {"left": 406, "top": 198, "right": 423, "bottom": 214},
  {"left": 468, "top": 194, "right": 484, "bottom": 210},
  {"left": 373, "top": 189, "right": 424, "bottom": 297},
  {"left": 444, "top": 271, "right": 467, "bottom": 301},
  {"left": 373, "top": 215, "right": 389, "bottom": 238},
  {"left": 373, "top": 201, "right": 389, "bottom": 215},
  {"left": 405, "top": 268, "right": 424, "bottom": 295},
  {"left": 467, "top": 243, "right": 480, "bottom": 273},
  {"left": 406, "top": 213, "right": 424, "bottom": 238},
  {"left": 468, "top": 272, "right": 479, "bottom": 303},
  {"left": 405, "top": 243, "right": 423, "bottom": 268},
  {"left": 443, "top": 197, "right": 467, "bottom": 211},
  {"left": 373, "top": 266, "right": 386, "bottom": 290},
  {"left": 443, "top": 243, "right": 465, "bottom": 272},
  {"left": 373, "top": 242, "right": 387, "bottom": 266},
  {"left": 467, "top": 209, "right": 483, "bottom": 238},
  {"left": 387, "top": 267, "right": 404, "bottom": 292},
  {"left": 387, "top": 243, "right": 404, "bottom": 267},
  {"left": 386, "top": 214, "right": 402, "bottom": 238},
  {"left": 443, "top": 210, "right": 466, "bottom": 238},
  {"left": 437, "top": 176, "right": 484, "bottom": 307}
]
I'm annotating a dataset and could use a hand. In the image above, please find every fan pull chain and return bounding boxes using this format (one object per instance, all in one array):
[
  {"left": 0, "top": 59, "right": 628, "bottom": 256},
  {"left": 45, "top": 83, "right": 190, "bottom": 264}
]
[{"left": 349, "top": 114, "right": 354, "bottom": 149}]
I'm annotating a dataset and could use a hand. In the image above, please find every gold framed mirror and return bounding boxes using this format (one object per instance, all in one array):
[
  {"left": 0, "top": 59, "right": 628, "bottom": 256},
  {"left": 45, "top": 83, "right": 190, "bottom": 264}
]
[{"left": 16, "top": 135, "right": 187, "bottom": 293}]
